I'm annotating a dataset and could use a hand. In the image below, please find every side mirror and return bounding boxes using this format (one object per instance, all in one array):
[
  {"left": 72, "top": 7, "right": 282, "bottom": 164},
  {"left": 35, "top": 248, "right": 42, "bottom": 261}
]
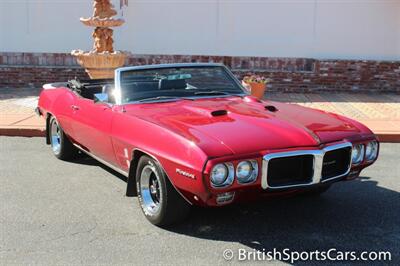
[{"left": 94, "top": 93, "right": 109, "bottom": 103}]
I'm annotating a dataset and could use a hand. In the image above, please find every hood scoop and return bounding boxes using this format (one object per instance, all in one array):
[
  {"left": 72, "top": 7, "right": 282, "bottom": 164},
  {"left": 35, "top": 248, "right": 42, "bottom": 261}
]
[
  {"left": 211, "top": 110, "right": 228, "bottom": 116},
  {"left": 265, "top": 105, "right": 278, "bottom": 112}
]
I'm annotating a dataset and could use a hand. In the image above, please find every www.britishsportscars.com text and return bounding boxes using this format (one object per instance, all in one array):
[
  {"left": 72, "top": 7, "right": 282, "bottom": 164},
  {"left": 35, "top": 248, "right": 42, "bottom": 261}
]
[{"left": 222, "top": 248, "right": 392, "bottom": 263}]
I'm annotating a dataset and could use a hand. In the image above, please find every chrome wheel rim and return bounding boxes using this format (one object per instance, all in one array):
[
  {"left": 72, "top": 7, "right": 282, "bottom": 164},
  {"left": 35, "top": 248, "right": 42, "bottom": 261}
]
[
  {"left": 140, "top": 164, "right": 162, "bottom": 215},
  {"left": 50, "top": 119, "right": 61, "bottom": 155}
]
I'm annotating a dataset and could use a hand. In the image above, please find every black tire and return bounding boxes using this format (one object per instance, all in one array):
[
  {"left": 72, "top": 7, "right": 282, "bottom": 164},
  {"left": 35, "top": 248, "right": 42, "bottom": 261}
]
[
  {"left": 48, "top": 116, "right": 77, "bottom": 160},
  {"left": 136, "top": 155, "right": 190, "bottom": 226},
  {"left": 302, "top": 184, "right": 331, "bottom": 197}
]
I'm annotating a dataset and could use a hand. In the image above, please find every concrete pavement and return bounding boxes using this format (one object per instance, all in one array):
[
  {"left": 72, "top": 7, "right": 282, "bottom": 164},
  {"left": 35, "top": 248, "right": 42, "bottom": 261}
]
[
  {"left": 0, "top": 88, "right": 43, "bottom": 136},
  {"left": 0, "top": 137, "right": 399, "bottom": 265}
]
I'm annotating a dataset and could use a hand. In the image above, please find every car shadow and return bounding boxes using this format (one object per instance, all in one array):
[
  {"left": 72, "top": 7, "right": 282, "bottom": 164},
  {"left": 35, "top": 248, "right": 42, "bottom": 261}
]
[
  {"left": 166, "top": 176, "right": 399, "bottom": 264},
  {"left": 69, "top": 155, "right": 128, "bottom": 183},
  {"left": 64, "top": 156, "right": 399, "bottom": 263}
]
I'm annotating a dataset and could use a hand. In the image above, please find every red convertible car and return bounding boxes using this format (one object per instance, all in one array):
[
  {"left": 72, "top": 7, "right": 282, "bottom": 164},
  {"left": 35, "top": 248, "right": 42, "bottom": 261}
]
[{"left": 36, "top": 63, "right": 379, "bottom": 226}]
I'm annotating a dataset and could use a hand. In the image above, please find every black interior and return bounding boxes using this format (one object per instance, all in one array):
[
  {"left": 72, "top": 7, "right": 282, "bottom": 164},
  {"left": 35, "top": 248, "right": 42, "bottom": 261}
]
[
  {"left": 68, "top": 79, "right": 113, "bottom": 101},
  {"left": 79, "top": 86, "right": 103, "bottom": 99},
  {"left": 158, "top": 79, "right": 187, "bottom": 90},
  {"left": 68, "top": 78, "right": 191, "bottom": 103},
  {"left": 123, "top": 81, "right": 159, "bottom": 93}
]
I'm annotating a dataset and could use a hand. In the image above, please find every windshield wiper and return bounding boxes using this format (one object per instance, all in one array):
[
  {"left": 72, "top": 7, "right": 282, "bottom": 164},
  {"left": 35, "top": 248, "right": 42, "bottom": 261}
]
[
  {"left": 194, "top": 90, "right": 243, "bottom": 97},
  {"left": 138, "top": 96, "right": 192, "bottom": 103},
  {"left": 194, "top": 90, "right": 231, "bottom": 95}
]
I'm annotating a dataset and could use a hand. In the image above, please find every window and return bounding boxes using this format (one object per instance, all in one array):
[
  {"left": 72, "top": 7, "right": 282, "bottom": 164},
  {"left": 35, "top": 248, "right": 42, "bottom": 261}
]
[{"left": 119, "top": 66, "right": 244, "bottom": 103}]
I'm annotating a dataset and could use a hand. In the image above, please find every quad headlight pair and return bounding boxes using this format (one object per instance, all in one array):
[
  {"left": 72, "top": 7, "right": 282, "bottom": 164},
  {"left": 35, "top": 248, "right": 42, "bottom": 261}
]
[
  {"left": 210, "top": 160, "right": 258, "bottom": 188},
  {"left": 352, "top": 141, "right": 378, "bottom": 165}
]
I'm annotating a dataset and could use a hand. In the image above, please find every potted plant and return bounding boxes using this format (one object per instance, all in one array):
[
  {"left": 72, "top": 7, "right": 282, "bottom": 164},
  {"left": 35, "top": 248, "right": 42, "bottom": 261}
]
[{"left": 242, "top": 74, "right": 271, "bottom": 99}]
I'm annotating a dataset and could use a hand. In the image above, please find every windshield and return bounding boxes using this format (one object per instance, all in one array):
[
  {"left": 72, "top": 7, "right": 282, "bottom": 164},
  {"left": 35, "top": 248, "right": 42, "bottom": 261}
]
[{"left": 119, "top": 66, "right": 245, "bottom": 103}]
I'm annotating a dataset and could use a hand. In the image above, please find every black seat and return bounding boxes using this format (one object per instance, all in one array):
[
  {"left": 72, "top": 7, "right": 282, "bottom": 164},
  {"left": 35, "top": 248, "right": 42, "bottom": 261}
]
[
  {"left": 80, "top": 85, "right": 102, "bottom": 99},
  {"left": 158, "top": 79, "right": 187, "bottom": 90}
]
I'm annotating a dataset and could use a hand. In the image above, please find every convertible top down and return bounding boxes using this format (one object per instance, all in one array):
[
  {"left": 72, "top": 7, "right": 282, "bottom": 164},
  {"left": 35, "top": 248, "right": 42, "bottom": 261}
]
[{"left": 36, "top": 63, "right": 379, "bottom": 226}]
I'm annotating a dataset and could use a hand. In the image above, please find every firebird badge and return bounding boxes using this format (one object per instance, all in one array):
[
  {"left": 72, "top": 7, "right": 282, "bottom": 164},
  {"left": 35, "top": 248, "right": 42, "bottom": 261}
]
[{"left": 176, "top": 168, "right": 195, "bottom": 179}]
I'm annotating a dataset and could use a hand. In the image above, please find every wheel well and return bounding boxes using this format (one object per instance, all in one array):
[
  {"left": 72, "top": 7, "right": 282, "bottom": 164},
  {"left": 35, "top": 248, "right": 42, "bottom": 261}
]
[
  {"left": 45, "top": 113, "right": 52, "bottom": 145},
  {"left": 126, "top": 149, "right": 147, "bottom": 197}
]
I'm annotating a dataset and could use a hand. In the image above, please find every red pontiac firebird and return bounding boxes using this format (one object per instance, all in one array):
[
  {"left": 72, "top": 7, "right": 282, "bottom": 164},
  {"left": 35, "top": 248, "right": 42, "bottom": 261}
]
[{"left": 36, "top": 63, "right": 379, "bottom": 226}]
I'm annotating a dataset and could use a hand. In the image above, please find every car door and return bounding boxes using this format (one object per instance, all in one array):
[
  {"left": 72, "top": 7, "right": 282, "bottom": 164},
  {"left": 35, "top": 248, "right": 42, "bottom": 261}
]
[{"left": 71, "top": 97, "right": 118, "bottom": 165}]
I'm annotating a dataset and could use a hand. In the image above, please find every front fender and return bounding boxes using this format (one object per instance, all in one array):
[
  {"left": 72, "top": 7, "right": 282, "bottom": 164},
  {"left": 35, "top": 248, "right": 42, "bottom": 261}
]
[{"left": 111, "top": 112, "right": 211, "bottom": 205}]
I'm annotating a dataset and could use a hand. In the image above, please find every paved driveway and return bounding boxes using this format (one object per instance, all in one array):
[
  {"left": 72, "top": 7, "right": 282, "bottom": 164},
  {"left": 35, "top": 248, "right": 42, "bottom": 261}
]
[{"left": 1, "top": 137, "right": 399, "bottom": 265}]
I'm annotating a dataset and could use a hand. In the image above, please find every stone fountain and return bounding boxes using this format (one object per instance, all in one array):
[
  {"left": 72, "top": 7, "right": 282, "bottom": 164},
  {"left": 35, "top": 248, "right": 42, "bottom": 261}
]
[{"left": 72, "top": 0, "right": 127, "bottom": 79}]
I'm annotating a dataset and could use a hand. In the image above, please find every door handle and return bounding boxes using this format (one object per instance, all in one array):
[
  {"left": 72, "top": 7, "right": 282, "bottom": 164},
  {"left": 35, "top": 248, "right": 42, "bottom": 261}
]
[{"left": 71, "top": 105, "right": 80, "bottom": 111}]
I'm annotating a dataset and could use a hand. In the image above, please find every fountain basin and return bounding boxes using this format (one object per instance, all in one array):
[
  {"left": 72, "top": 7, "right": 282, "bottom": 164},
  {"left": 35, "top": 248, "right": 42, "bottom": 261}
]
[{"left": 71, "top": 50, "right": 127, "bottom": 79}]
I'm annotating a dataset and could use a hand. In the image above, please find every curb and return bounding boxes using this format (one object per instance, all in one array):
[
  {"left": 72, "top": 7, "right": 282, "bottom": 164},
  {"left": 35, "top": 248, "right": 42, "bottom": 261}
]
[
  {"left": 0, "top": 128, "right": 45, "bottom": 137},
  {"left": 375, "top": 133, "right": 400, "bottom": 143}
]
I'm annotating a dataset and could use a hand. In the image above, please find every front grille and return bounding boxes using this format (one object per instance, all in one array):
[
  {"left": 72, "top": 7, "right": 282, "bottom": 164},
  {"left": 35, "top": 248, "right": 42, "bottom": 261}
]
[
  {"left": 268, "top": 155, "right": 314, "bottom": 187},
  {"left": 261, "top": 142, "right": 353, "bottom": 190},
  {"left": 321, "top": 147, "right": 351, "bottom": 180}
]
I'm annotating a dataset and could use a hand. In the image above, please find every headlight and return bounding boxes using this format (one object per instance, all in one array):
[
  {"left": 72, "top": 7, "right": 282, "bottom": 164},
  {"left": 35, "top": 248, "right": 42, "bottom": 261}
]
[
  {"left": 365, "top": 141, "right": 378, "bottom": 161},
  {"left": 236, "top": 160, "right": 258, "bottom": 184},
  {"left": 352, "top": 144, "right": 364, "bottom": 165},
  {"left": 210, "top": 163, "right": 233, "bottom": 187},
  {"left": 236, "top": 161, "right": 252, "bottom": 180}
]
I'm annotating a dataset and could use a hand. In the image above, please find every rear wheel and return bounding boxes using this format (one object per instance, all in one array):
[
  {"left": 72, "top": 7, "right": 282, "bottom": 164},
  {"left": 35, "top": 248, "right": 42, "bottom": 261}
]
[
  {"left": 136, "top": 155, "right": 190, "bottom": 226},
  {"left": 49, "top": 116, "right": 77, "bottom": 160}
]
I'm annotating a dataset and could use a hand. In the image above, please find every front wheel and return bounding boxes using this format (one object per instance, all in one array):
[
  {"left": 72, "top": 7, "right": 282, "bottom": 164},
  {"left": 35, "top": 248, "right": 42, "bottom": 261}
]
[
  {"left": 49, "top": 116, "right": 77, "bottom": 160},
  {"left": 136, "top": 156, "right": 190, "bottom": 226}
]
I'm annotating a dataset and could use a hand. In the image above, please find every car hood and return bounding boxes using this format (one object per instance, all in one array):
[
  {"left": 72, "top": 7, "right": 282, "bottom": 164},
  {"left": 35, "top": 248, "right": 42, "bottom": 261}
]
[{"left": 123, "top": 97, "right": 369, "bottom": 156}]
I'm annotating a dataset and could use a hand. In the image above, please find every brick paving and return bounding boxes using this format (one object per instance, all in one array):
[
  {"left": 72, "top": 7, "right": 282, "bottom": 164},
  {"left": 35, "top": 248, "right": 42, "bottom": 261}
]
[
  {"left": 266, "top": 92, "right": 400, "bottom": 142},
  {"left": 0, "top": 88, "right": 399, "bottom": 141}
]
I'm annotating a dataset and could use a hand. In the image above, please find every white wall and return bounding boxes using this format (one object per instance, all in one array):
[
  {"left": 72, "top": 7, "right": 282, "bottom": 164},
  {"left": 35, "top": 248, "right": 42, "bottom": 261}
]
[{"left": 0, "top": 0, "right": 399, "bottom": 60}]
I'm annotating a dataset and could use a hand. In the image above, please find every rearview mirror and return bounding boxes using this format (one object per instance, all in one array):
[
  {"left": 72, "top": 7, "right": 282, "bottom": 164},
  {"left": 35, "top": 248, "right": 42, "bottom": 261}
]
[
  {"left": 167, "top": 73, "right": 192, "bottom": 80},
  {"left": 94, "top": 93, "right": 109, "bottom": 103}
]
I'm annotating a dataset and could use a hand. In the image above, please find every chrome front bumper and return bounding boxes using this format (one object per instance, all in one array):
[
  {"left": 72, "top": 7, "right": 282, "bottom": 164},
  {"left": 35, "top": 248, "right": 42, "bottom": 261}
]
[{"left": 261, "top": 142, "right": 352, "bottom": 189}]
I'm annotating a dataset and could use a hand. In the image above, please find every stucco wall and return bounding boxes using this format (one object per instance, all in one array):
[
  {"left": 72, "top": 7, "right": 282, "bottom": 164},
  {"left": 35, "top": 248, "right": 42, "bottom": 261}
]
[{"left": 1, "top": 0, "right": 399, "bottom": 60}]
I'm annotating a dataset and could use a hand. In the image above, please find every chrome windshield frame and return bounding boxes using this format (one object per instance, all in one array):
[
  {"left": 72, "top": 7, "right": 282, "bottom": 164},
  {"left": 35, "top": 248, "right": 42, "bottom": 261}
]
[
  {"left": 261, "top": 142, "right": 353, "bottom": 190},
  {"left": 114, "top": 63, "right": 248, "bottom": 105}
]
